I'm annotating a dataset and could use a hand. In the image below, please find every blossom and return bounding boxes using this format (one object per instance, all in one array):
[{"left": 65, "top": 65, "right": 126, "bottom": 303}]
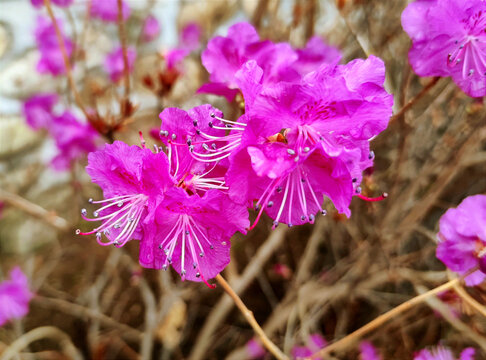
[
  {"left": 414, "top": 346, "right": 475, "bottom": 360},
  {"left": 31, "top": 0, "right": 73, "bottom": 7},
  {"left": 90, "top": 0, "right": 130, "bottom": 22},
  {"left": 291, "top": 334, "right": 327, "bottom": 359},
  {"left": 49, "top": 111, "right": 99, "bottom": 170},
  {"left": 158, "top": 104, "right": 230, "bottom": 193},
  {"left": 246, "top": 338, "right": 266, "bottom": 359},
  {"left": 80, "top": 141, "right": 174, "bottom": 250},
  {"left": 34, "top": 16, "right": 73, "bottom": 76},
  {"left": 0, "top": 267, "right": 33, "bottom": 326},
  {"left": 224, "top": 56, "right": 392, "bottom": 228},
  {"left": 165, "top": 22, "right": 202, "bottom": 71},
  {"left": 199, "top": 22, "right": 341, "bottom": 101},
  {"left": 141, "top": 15, "right": 160, "bottom": 43},
  {"left": 145, "top": 187, "right": 248, "bottom": 285},
  {"left": 104, "top": 46, "right": 136, "bottom": 82},
  {"left": 436, "top": 195, "right": 486, "bottom": 286},
  {"left": 402, "top": 0, "right": 486, "bottom": 97},
  {"left": 23, "top": 93, "right": 58, "bottom": 130},
  {"left": 359, "top": 341, "right": 382, "bottom": 360}
]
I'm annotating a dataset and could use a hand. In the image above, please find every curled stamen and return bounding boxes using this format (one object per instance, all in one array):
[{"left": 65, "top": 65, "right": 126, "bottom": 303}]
[{"left": 357, "top": 192, "right": 388, "bottom": 202}]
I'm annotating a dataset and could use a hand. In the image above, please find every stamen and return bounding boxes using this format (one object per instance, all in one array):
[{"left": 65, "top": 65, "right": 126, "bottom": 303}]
[{"left": 357, "top": 192, "right": 388, "bottom": 202}]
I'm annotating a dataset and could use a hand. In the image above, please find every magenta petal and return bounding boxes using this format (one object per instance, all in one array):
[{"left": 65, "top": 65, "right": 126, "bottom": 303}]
[
  {"left": 197, "top": 83, "right": 240, "bottom": 102},
  {"left": 0, "top": 267, "right": 33, "bottom": 326}
]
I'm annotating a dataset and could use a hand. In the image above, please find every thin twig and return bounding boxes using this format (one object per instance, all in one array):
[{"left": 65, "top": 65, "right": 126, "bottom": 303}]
[
  {"left": 0, "top": 326, "right": 83, "bottom": 360},
  {"left": 43, "top": 0, "right": 88, "bottom": 118},
  {"left": 189, "top": 226, "right": 287, "bottom": 360},
  {"left": 215, "top": 274, "right": 289, "bottom": 360},
  {"left": 453, "top": 284, "right": 486, "bottom": 318},
  {"left": 309, "top": 278, "right": 460, "bottom": 359},
  {"left": 390, "top": 77, "right": 441, "bottom": 123},
  {"left": 0, "top": 188, "right": 69, "bottom": 232},
  {"left": 117, "top": 0, "right": 130, "bottom": 115},
  {"left": 34, "top": 296, "right": 142, "bottom": 342}
]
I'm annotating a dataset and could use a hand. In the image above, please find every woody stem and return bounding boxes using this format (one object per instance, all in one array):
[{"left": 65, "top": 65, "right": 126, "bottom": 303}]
[
  {"left": 215, "top": 274, "right": 289, "bottom": 360},
  {"left": 310, "top": 277, "right": 460, "bottom": 359},
  {"left": 43, "top": 0, "right": 88, "bottom": 118},
  {"left": 117, "top": 0, "right": 130, "bottom": 115}
]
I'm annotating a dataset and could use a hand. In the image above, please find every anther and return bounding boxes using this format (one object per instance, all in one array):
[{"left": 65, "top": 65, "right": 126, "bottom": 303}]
[
  {"left": 301, "top": 215, "right": 306, "bottom": 221},
  {"left": 181, "top": 269, "right": 186, "bottom": 276},
  {"left": 273, "top": 220, "right": 279, "bottom": 227},
  {"left": 303, "top": 147, "right": 310, "bottom": 153},
  {"left": 211, "top": 143, "right": 217, "bottom": 150},
  {"left": 267, "top": 201, "right": 273, "bottom": 208},
  {"left": 171, "top": 133, "right": 176, "bottom": 140},
  {"left": 210, "top": 112, "right": 216, "bottom": 118},
  {"left": 196, "top": 272, "right": 201, "bottom": 278},
  {"left": 203, "top": 144, "right": 210, "bottom": 151},
  {"left": 196, "top": 130, "right": 201, "bottom": 135},
  {"left": 199, "top": 252, "right": 204, "bottom": 257},
  {"left": 287, "top": 149, "right": 296, "bottom": 155},
  {"left": 276, "top": 186, "right": 282, "bottom": 193},
  {"left": 469, "top": 69, "right": 475, "bottom": 76},
  {"left": 208, "top": 121, "right": 213, "bottom": 128},
  {"left": 368, "top": 151, "right": 375, "bottom": 159},
  {"left": 117, "top": 202, "right": 123, "bottom": 207},
  {"left": 93, "top": 211, "right": 99, "bottom": 217},
  {"left": 309, "top": 214, "right": 315, "bottom": 222},
  {"left": 193, "top": 263, "right": 197, "bottom": 269},
  {"left": 352, "top": 178, "right": 357, "bottom": 183},
  {"left": 75, "top": 229, "right": 81, "bottom": 234},
  {"left": 301, "top": 178, "right": 306, "bottom": 183},
  {"left": 356, "top": 186, "right": 362, "bottom": 194},
  {"left": 168, "top": 257, "right": 172, "bottom": 264},
  {"left": 113, "top": 240, "right": 119, "bottom": 245},
  {"left": 162, "top": 264, "right": 167, "bottom": 271},
  {"left": 321, "top": 210, "right": 327, "bottom": 216},
  {"left": 160, "top": 130, "right": 169, "bottom": 137},
  {"left": 189, "top": 145, "right": 194, "bottom": 152},
  {"left": 158, "top": 244, "right": 163, "bottom": 249},
  {"left": 210, "top": 245, "right": 214, "bottom": 249},
  {"left": 288, "top": 223, "right": 293, "bottom": 228},
  {"left": 81, "top": 208, "right": 87, "bottom": 216},
  {"left": 193, "top": 120, "right": 198, "bottom": 127},
  {"left": 294, "top": 156, "right": 300, "bottom": 162},
  {"left": 88, "top": 198, "right": 93, "bottom": 203},
  {"left": 187, "top": 139, "right": 192, "bottom": 146},
  {"left": 103, "top": 229, "right": 110, "bottom": 235},
  {"left": 185, "top": 230, "right": 190, "bottom": 235}
]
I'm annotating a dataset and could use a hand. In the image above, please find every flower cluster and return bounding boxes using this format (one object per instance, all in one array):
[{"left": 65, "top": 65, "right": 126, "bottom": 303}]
[
  {"left": 0, "top": 267, "right": 33, "bottom": 327},
  {"left": 23, "top": 94, "right": 99, "bottom": 170},
  {"left": 402, "top": 0, "right": 486, "bottom": 97},
  {"left": 80, "top": 22, "right": 392, "bottom": 283},
  {"left": 436, "top": 195, "right": 486, "bottom": 286}
]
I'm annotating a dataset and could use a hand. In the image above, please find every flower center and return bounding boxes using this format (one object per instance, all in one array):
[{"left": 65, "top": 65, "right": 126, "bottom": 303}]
[{"left": 77, "top": 193, "right": 148, "bottom": 247}]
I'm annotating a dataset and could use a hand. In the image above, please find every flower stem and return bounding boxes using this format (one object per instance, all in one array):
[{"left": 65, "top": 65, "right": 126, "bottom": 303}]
[
  {"left": 390, "top": 76, "right": 440, "bottom": 123},
  {"left": 215, "top": 274, "right": 289, "bottom": 360},
  {"left": 43, "top": 0, "right": 88, "bottom": 118},
  {"left": 117, "top": 0, "right": 130, "bottom": 115},
  {"left": 309, "top": 277, "right": 460, "bottom": 359}
]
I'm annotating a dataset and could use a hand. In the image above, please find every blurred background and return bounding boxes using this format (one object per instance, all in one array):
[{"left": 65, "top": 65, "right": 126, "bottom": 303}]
[{"left": 0, "top": 0, "right": 486, "bottom": 359}]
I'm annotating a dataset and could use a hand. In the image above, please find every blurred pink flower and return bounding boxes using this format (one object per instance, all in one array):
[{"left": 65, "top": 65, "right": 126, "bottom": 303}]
[
  {"left": 34, "top": 16, "right": 73, "bottom": 76},
  {"left": 141, "top": 15, "right": 160, "bottom": 42},
  {"left": 291, "top": 333, "right": 327, "bottom": 359},
  {"left": 414, "top": 345, "right": 475, "bottom": 360},
  {"left": 23, "top": 93, "right": 58, "bottom": 130},
  {"left": 165, "top": 22, "right": 202, "bottom": 71},
  {"left": 90, "top": 0, "right": 130, "bottom": 22},
  {"left": 359, "top": 341, "right": 382, "bottom": 360},
  {"left": 104, "top": 46, "right": 136, "bottom": 82},
  {"left": 31, "top": 0, "right": 73, "bottom": 7},
  {"left": 436, "top": 195, "right": 486, "bottom": 286},
  {"left": 402, "top": 0, "right": 486, "bottom": 97},
  {"left": 0, "top": 267, "right": 33, "bottom": 326},
  {"left": 246, "top": 338, "right": 266, "bottom": 359}
]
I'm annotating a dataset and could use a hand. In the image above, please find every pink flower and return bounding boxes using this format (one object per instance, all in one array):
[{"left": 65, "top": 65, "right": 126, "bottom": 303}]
[
  {"left": 23, "top": 93, "right": 58, "bottom": 130},
  {"left": 414, "top": 346, "right": 475, "bottom": 360},
  {"left": 104, "top": 46, "right": 136, "bottom": 82},
  {"left": 31, "top": 0, "right": 73, "bottom": 7},
  {"left": 34, "top": 16, "right": 73, "bottom": 76},
  {"left": 49, "top": 111, "right": 99, "bottom": 171},
  {"left": 146, "top": 187, "right": 248, "bottom": 285},
  {"left": 402, "top": 0, "right": 486, "bottom": 97},
  {"left": 81, "top": 141, "right": 174, "bottom": 250},
  {"left": 90, "top": 0, "right": 130, "bottom": 22},
  {"left": 359, "top": 341, "right": 382, "bottom": 360},
  {"left": 224, "top": 56, "right": 392, "bottom": 228},
  {"left": 141, "top": 15, "right": 160, "bottom": 43},
  {"left": 165, "top": 22, "right": 202, "bottom": 71},
  {"left": 291, "top": 334, "right": 327, "bottom": 359},
  {"left": 246, "top": 338, "right": 266, "bottom": 359},
  {"left": 199, "top": 22, "right": 341, "bottom": 102},
  {"left": 436, "top": 195, "right": 486, "bottom": 286},
  {"left": 0, "top": 267, "right": 33, "bottom": 326}
]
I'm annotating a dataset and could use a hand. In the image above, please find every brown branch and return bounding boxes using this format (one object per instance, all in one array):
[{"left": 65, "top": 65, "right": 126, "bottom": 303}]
[
  {"left": 43, "top": 0, "right": 88, "bottom": 118},
  {"left": 0, "top": 188, "right": 69, "bottom": 232},
  {"left": 117, "top": 0, "right": 131, "bottom": 115},
  {"left": 215, "top": 274, "right": 289, "bottom": 360}
]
